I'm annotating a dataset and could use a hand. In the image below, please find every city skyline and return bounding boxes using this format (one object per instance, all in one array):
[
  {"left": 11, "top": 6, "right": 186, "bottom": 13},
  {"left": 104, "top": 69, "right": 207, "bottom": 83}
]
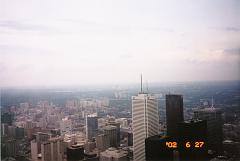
[
  {"left": 1, "top": 78, "right": 240, "bottom": 160},
  {"left": 0, "top": 0, "right": 240, "bottom": 87}
]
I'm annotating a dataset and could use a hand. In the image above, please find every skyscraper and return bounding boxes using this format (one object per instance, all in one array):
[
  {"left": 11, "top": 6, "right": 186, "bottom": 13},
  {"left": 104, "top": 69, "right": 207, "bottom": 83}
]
[
  {"left": 41, "top": 142, "right": 51, "bottom": 161},
  {"left": 66, "top": 145, "right": 84, "bottom": 160},
  {"left": 5, "top": 139, "right": 17, "bottom": 157},
  {"left": 132, "top": 75, "right": 159, "bottom": 161},
  {"left": 193, "top": 107, "right": 223, "bottom": 154},
  {"left": 166, "top": 94, "right": 184, "bottom": 137},
  {"left": 145, "top": 136, "right": 175, "bottom": 161},
  {"left": 103, "top": 125, "right": 118, "bottom": 148},
  {"left": 1, "top": 112, "right": 13, "bottom": 125},
  {"left": 96, "top": 134, "right": 110, "bottom": 152},
  {"left": 41, "top": 137, "right": 64, "bottom": 161},
  {"left": 107, "top": 121, "right": 120, "bottom": 147},
  {"left": 60, "top": 117, "right": 72, "bottom": 136},
  {"left": 178, "top": 120, "right": 208, "bottom": 161},
  {"left": 86, "top": 114, "right": 98, "bottom": 141},
  {"left": 31, "top": 132, "right": 50, "bottom": 161}
]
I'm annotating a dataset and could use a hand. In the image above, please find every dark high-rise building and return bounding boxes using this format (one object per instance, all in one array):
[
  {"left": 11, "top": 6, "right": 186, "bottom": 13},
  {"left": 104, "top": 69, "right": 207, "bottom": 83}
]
[
  {"left": 166, "top": 94, "right": 184, "bottom": 137},
  {"left": 194, "top": 107, "right": 223, "bottom": 154},
  {"left": 16, "top": 127, "right": 24, "bottom": 139},
  {"left": 67, "top": 145, "right": 84, "bottom": 161},
  {"left": 107, "top": 121, "right": 120, "bottom": 147},
  {"left": 1, "top": 112, "right": 13, "bottom": 125},
  {"left": 86, "top": 114, "right": 98, "bottom": 141},
  {"left": 128, "top": 132, "right": 133, "bottom": 146},
  {"left": 103, "top": 125, "right": 118, "bottom": 147},
  {"left": 5, "top": 139, "right": 18, "bottom": 157},
  {"left": 178, "top": 120, "right": 208, "bottom": 161},
  {"left": 145, "top": 135, "right": 176, "bottom": 161}
]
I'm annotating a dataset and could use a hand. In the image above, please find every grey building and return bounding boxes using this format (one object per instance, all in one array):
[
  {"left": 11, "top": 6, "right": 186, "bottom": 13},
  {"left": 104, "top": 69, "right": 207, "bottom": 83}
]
[
  {"left": 103, "top": 125, "right": 118, "bottom": 148},
  {"left": 107, "top": 121, "right": 120, "bottom": 147},
  {"left": 194, "top": 107, "right": 223, "bottom": 154},
  {"left": 96, "top": 134, "right": 111, "bottom": 152},
  {"left": 86, "top": 114, "right": 98, "bottom": 141},
  {"left": 166, "top": 94, "right": 184, "bottom": 137}
]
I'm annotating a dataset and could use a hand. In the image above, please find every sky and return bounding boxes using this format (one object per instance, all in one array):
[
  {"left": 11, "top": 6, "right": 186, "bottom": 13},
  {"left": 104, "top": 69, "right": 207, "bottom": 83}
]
[{"left": 0, "top": 0, "right": 240, "bottom": 87}]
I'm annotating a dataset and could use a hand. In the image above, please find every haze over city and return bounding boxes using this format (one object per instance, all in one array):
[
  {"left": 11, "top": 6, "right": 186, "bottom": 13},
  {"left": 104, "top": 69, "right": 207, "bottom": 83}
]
[{"left": 0, "top": 0, "right": 240, "bottom": 87}]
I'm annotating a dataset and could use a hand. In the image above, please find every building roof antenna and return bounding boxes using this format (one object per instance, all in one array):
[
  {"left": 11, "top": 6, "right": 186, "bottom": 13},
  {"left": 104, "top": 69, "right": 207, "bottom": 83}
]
[
  {"left": 140, "top": 73, "right": 143, "bottom": 93},
  {"left": 211, "top": 96, "right": 214, "bottom": 109},
  {"left": 146, "top": 80, "right": 149, "bottom": 93}
]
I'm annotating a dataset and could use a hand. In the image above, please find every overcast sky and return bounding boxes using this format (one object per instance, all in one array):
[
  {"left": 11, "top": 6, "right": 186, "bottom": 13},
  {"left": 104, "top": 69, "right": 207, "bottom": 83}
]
[{"left": 0, "top": 0, "right": 240, "bottom": 87}]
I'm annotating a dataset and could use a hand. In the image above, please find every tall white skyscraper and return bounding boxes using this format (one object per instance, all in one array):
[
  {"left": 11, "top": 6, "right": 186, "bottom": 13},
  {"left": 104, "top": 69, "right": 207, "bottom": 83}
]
[{"left": 132, "top": 75, "right": 159, "bottom": 161}]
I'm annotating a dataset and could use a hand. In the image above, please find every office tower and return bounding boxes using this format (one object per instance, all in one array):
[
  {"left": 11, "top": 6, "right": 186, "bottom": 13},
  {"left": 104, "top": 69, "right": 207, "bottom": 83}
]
[
  {"left": 36, "top": 132, "right": 51, "bottom": 142},
  {"left": 31, "top": 132, "right": 51, "bottom": 161},
  {"left": 60, "top": 117, "right": 72, "bottom": 136},
  {"left": 84, "top": 141, "right": 96, "bottom": 153},
  {"left": 107, "top": 121, "right": 120, "bottom": 147},
  {"left": 96, "top": 134, "right": 110, "bottom": 152},
  {"left": 99, "top": 147, "right": 128, "bottom": 161},
  {"left": 5, "top": 139, "right": 17, "bottom": 157},
  {"left": 127, "top": 132, "right": 133, "bottom": 146},
  {"left": 132, "top": 75, "right": 159, "bottom": 161},
  {"left": 166, "top": 94, "right": 184, "bottom": 137},
  {"left": 16, "top": 127, "right": 24, "bottom": 139},
  {"left": 24, "top": 120, "right": 36, "bottom": 129},
  {"left": 103, "top": 125, "right": 118, "bottom": 147},
  {"left": 31, "top": 140, "right": 39, "bottom": 161},
  {"left": 194, "top": 107, "right": 223, "bottom": 154},
  {"left": 36, "top": 132, "right": 51, "bottom": 153},
  {"left": 223, "top": 140, "right": 240, "bottom": 159},
  {"left": 7, "top": 125, "right": 16, "bottom": 138},
  {"left": 1, "top": 112, "right": 13, "bottom": 125},
  {"left": 145, "top": 136, "right": 176, "bottom": 161},
  {"left": 67, "top": 145, "right": 84, "bottom": 160},
  {"left": 41, "top": 142, "right": 51, "bottom": 161},
  {"left": 178, "top": 120, "right": 208, "bottom": 161},
  {"left": 1, "top": 123, "right": 8, "bottom": 136},
  {"left": 41, "top": 137, "right": 64, "bottom": 161},
  {"left": 86, "top": 114, "right": 98, "bottom": 141}
]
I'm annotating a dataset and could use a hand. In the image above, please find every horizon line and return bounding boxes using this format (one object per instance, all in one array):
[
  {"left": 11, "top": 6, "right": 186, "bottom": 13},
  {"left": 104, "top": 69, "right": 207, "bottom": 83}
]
[{"left": 1, "top": 79, "right": 240, "bottom": 89}]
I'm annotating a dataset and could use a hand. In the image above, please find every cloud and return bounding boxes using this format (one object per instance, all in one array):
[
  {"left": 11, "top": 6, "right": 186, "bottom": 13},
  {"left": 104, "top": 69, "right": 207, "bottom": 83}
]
[
  {"left": 210, "top": 26, "right": 240, "bottom": 32},
  {"left": 0, "top": 44, "right": 51, "bottom": 55},
  {"left": 224, "top": 27, "right": 240, "bottom": 32},
  {"left": 224, "top": 48, "right": 240, "bottom": 55},
  {"left": 0, "top": 20, "right": 52, "bottom": 32},
  {"left": 119, "top": 53, "right": 134, "bottom": 59}
]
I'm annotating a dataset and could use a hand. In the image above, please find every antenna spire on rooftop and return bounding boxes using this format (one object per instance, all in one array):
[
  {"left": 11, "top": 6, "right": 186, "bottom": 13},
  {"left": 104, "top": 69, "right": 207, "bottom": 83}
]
[
  {"left": 211, "top": 96, "right": 214, "bottom": 108},
  {"left": 140, "top": 73, "right": 143, "bottom": 93},
  {"left": 146, "top": 80, "right": 149, "bottom": 93}
]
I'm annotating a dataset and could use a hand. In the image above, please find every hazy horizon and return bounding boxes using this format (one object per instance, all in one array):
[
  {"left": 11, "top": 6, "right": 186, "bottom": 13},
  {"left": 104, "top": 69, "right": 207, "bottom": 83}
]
[
  {"left": 1, "top": 79, "right": 239, "bottom": 90},
  {"left": 1, "top": 0, "right": 240, "bottom": 87}
]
